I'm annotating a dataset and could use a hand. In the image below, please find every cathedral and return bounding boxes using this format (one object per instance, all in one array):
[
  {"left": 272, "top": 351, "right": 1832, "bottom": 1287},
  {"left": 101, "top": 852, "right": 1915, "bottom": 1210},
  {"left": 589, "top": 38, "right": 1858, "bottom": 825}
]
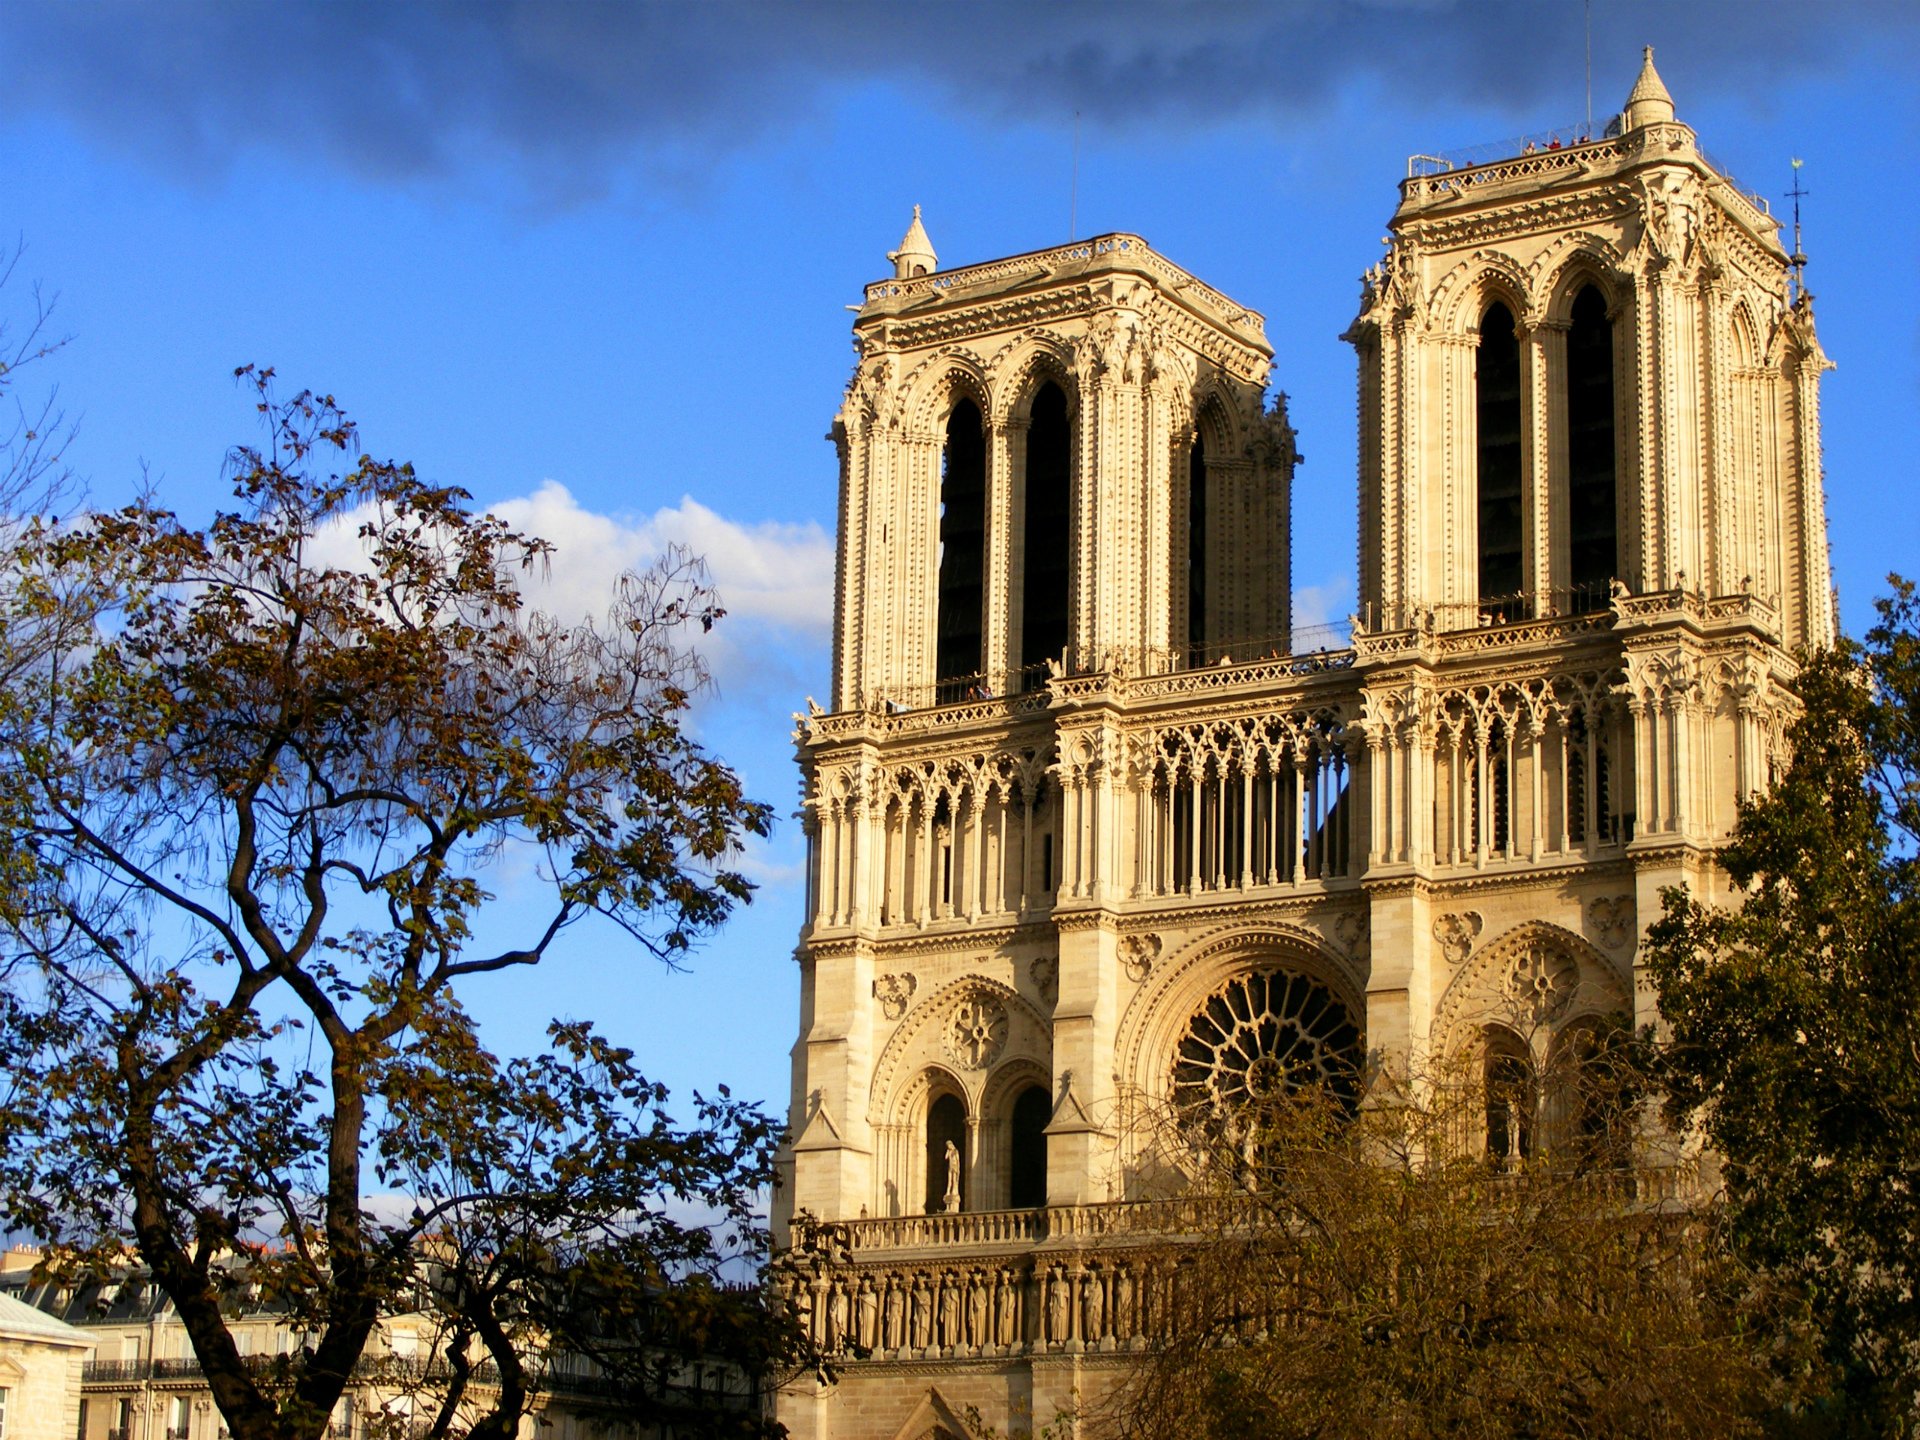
[{"left": 773, "top": 50, "right": 1832, "bottom": 1440}]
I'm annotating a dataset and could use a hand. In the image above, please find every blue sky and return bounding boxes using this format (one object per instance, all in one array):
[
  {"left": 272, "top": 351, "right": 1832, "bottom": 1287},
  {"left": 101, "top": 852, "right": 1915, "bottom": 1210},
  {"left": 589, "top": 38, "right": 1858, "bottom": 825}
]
[{"left": 2, "top": 1, "right": 1916, "bottom": 1126}]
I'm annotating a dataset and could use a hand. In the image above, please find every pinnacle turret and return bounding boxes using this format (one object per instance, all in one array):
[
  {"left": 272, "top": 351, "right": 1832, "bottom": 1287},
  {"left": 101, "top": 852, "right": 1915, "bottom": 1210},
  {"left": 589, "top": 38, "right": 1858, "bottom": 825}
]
[
  {"left": 1622, "top": 45, "right": 1675, "bottom": 130},
  {"left": 888, "top": 205, "right": 937, "bottom": 280}
]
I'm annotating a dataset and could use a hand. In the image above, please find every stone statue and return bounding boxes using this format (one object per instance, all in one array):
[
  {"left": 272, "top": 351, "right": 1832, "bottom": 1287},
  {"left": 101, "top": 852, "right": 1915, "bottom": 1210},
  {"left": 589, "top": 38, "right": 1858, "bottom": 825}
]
[
  {"left": 994, "top": 1269, "right": 1016, "bottom": 1348},
  {"left": 941, "top": 1139, "right": 962, "bottom": 1213},
  {"left": 910, "top": 1273, "right": 933, "bottom": 1350},
  {"left": 829, "top": 1278, "right": 850, "bottom": 1352},
  {"left": 857, "top": 1276, "right": 879, "bottom": 1351},
  {"left": 1046, "top": 1266, "right": 1071, "bottom": 1345},
  {"left": 882, "top": 1275, "right": 903, "bottom": 1352},
  {"left": 966, "top": 1269, "right": 989, "bottom": 1349},
  {"left": 1083, "top": 1267, "right": 1105, "bottom": 1345},
  {"left": 938, "top": 1270, "right": 960, "bottom": 1350}
]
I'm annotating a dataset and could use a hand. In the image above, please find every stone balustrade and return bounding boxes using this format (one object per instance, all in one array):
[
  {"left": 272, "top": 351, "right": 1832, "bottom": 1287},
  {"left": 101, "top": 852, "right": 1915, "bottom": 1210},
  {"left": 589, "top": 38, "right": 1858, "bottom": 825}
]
[{"left": 787, "top": 1169, "right": 1695, "bottom": 1362}]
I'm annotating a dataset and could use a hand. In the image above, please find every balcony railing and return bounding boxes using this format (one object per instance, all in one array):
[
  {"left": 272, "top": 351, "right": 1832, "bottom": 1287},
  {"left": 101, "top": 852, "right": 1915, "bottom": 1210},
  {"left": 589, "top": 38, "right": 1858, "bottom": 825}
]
[{"left": 828, "top": 1169, "right": 1696, "bottom": 1256}]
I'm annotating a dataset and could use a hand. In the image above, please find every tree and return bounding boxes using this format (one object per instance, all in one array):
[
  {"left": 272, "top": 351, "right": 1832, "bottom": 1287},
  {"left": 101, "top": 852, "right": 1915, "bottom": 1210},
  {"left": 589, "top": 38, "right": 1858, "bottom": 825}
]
[
  {"left": 1646, "top": 577, "right": 1920, "bottom": 1434},
  {"left": 0, "top": 369, "right": 802, "bottom": 1440},
  {"left": 1095, "top": 1055, "right": 1801, "bottom": 1440}
]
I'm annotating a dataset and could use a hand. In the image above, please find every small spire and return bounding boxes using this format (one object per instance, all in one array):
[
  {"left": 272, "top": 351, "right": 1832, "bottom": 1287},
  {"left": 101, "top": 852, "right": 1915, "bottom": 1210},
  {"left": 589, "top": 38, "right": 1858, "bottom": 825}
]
[
  {"left": 888, "top": 205, "right": 937, "bottom": 280},
  {"left": 1622, "top": 45, "right": 1675, "bottom": 130}
]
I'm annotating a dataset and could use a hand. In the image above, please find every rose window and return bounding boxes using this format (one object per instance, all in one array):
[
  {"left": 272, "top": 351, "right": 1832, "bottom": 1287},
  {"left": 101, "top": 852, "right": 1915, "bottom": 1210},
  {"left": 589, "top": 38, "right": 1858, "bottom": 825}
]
[
  {"left": 1172, "top": 968, "right": 1362, "bottom": 1114},
  {"left": 944, "top": 995, "right": 1009, "bottom": 1070},
  {"left": 1500, "top": 942, "right": 1580, "bottom": 1024}
]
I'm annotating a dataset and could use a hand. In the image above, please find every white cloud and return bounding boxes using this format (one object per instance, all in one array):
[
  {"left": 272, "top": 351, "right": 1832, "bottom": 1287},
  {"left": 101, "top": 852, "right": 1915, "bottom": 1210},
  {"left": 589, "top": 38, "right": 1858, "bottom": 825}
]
[
  {"left": 309, "top": 479, "right": 834, "bottom": 703},
  {"left": 1292, "top": 573, "right": 1355, "bottom": 644},
  {"left": 488, "top": 481, "right": 832, "bottom": 639}
]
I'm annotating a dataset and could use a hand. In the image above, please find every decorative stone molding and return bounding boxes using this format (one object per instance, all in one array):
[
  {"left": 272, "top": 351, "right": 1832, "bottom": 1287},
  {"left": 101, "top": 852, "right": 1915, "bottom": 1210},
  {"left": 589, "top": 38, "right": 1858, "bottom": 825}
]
[
  {"left": 874, "top": 972, "right": 918, "bottom": 1021},
  {"left": 1332, "top": 911, "right": 1369, "bottom": 963},
  {"left": 1119, "top": 932, "right": 1162, "bottom": 983},
  {"left": 1587, "top": 895, "right": 1635, "bottom": 949},
  {"left": 1029, "top": 955, "right": 1058, "bottom": 1005},
  {"left": 1432, "top": 911, "right": 1483, "bottom": 966}
]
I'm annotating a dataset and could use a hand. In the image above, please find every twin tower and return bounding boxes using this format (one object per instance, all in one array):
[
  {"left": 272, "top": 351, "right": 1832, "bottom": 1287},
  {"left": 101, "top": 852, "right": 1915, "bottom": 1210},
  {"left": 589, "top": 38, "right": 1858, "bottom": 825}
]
[{"left": 776, "top": 52, "right": 1832, "bottom": 1440}]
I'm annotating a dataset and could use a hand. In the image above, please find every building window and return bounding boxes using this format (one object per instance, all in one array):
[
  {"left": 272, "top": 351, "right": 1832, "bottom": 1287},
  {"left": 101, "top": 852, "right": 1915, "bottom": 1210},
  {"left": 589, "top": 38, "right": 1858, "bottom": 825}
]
[
  {"left": 167, "top": 1395, "right": 190, "bottom": 1440},
  {"left": 1020, "top": 382, "right": 1072, "bottom": 669},
  {"left": 1565, "top": 285, "right": 1618, "bottom": 603},
  {"left": 935, "top": 397, "right": 987, "bottom": 685},
  {"left": 1008, "top": 1084, "right": 1051, "bottom": 1209},
  {"left": 1476, "top": 301, "right": 1525, "bottom": 617},
  {"left": 0, "top": 1384, "right": 9, "bottom": 1440}
]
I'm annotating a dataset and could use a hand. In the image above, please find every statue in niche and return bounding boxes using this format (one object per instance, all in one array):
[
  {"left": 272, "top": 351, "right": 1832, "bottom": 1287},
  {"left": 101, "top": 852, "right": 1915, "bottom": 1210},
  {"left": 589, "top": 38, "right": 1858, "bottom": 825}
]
[
  {"left": 995, "top": 1269, "right": 1016, "bottom": 1347},
  {"left": 910, "top": 1273, "right": 933, "bottom": 1350},
  {"left": 882, "top": 1275, "right": 904, "bottom": 1352},
  {"left": 826, "top": 1278, "right": 849, "bottom": 1352},
  {"left": 938, "top": 1270, "right": 961, "bottom": 1350},
  {"left": 966, "top": 1269, "right": 989, "bottom": 1349},
  {"left": 1046, "top": 1266, "right": 1071, "bottom": 1344},
  {"left": 1083, "top": 1267, "right": 1105, "bottom": 1345},
  {"left": 857, "top": 1276, "right": 879, "bottom": 1351},
  {"left": 1113, "top": 1266, "right": 1135, "bottom": 1339},
  {"left": 941, "top": 1139, "right": 962, "bottom": 1213}
]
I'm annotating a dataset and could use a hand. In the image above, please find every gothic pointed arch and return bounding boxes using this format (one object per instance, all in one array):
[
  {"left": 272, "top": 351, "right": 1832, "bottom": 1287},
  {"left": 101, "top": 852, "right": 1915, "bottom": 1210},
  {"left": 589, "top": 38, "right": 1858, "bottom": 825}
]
[
  {"left": 1432, "top": 249, "right": 1532, "bottom": 335},
  {"left": 869, "top": 975, "right": 1053, "bottom": 1126},
  {"left": 1531, "top": 233, "right": 1629, "bottom": 318},
  {"left": 1432, "top": 919, "right": 1629, "bottom": 1060},
  {"left": 1115, "top": 922, "right": 1366, "bottom": 1109}
]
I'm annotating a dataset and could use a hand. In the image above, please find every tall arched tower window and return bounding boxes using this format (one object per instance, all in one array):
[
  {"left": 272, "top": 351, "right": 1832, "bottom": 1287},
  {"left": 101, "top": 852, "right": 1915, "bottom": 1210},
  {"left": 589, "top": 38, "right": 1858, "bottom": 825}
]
[
  {"left": 1477, "top": 302, "right": 1525, "bottom": 617},
  {"left": 1565, "top": 285, "right": 1618, "bottom": 600},
  {"left": 936, "top": 397, "right": 987, "bottom": 684},
  {"left": 1187, "top": 434, "right": 1209, "bottom": 658},
  {"left": 1021, "top": 382, "right": 1072, "bottom": 670}
]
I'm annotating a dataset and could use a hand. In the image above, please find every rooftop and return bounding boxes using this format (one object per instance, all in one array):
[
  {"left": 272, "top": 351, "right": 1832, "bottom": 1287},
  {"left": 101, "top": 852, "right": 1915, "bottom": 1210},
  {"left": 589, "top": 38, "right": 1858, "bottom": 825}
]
[{"left": 857, "top": 232, "right": 1270, "bottom": 352}]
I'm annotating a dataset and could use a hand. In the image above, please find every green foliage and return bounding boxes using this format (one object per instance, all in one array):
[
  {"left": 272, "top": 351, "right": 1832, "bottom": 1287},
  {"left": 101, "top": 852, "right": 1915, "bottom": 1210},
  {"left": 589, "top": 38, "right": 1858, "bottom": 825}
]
[
  {"left": 0, "top": 370, "right": 801, "bottom": 1440},
  {"left": 1647, "top": 577, "right": 1920, "bottom": 1433},
  {"left": 1105, "top": 1065, "right": 1797, "bottom": 1440}
]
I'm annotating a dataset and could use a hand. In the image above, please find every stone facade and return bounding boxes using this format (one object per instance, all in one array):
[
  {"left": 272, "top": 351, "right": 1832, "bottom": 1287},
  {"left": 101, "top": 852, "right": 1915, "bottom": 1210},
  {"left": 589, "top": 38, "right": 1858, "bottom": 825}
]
[
  {"left": 775, "top": 51, "right": 1831, "bottom": 1440},
  {"left": 0, "top": 1290, "right": 93, "bottom": 1440}
]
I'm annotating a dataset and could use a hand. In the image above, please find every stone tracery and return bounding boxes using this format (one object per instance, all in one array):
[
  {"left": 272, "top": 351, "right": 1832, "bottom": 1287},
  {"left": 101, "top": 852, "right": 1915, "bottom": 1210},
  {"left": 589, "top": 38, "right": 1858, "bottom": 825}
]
[{"left": 1170, "top": 967, "right": 1364, "bottom": 1115}]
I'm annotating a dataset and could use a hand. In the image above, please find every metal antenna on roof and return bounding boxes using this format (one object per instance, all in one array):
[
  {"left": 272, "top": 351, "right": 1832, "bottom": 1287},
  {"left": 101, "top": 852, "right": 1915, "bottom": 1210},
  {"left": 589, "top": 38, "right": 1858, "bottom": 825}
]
[
  {"left": 1584, "top": 0, "right": 1593, "bottom": 131},
  {"left": 1070, "top": 110, "right": 1081, "bottom": 242},
  {"left": 1788, "top": 157, "right": 1809, "bottom": 300}
]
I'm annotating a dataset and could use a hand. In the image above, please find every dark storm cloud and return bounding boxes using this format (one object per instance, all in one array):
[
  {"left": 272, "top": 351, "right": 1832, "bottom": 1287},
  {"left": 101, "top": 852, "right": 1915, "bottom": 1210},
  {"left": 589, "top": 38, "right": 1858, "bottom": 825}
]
[{"left": 2, "top": 0, "right": 1912, "bottom": 199}]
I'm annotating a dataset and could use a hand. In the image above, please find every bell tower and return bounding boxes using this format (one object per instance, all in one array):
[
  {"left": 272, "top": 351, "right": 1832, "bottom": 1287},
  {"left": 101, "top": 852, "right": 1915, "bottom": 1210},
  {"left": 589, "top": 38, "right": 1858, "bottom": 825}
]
[
  {"left": 826, "top": 220, "right": 1297, "bottom": 716},
  {"left": 1348, "top": 46, "right": 1834, "bottom": 651}
]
